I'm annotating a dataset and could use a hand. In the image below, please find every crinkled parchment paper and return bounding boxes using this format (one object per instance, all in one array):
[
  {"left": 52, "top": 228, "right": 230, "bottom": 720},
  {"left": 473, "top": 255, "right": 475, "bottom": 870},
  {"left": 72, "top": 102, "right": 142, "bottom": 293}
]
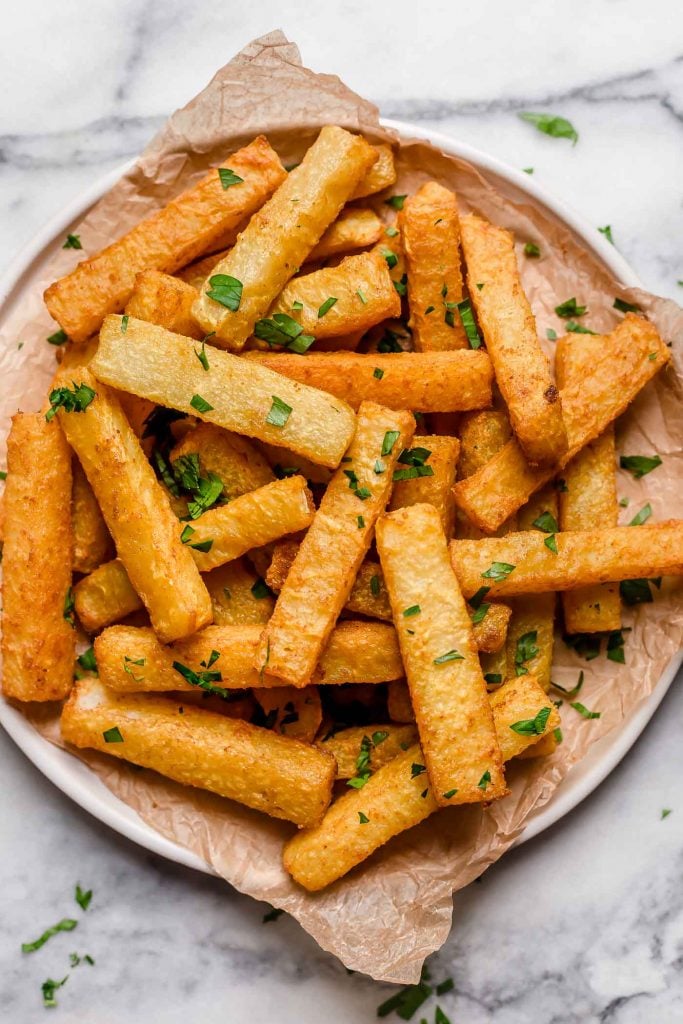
[{"left": 1, "top": 31, "right": 682, "bottom": 984}]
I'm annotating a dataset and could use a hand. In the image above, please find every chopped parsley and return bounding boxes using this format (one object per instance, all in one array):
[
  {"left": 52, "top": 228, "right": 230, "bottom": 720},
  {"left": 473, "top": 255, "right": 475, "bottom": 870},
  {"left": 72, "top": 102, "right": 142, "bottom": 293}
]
[
  {"left": 518, "top": 112, "right": 578, "bottom": 144},
  {"left": 411, "top": 763, "right": 427, "bottom": 778},
  {"left": 478, "top": 770, "right": 491, "bottom": 790},
  {"left": 382, "top": 430, "right": 401, "bottom": 456},
  {"left": 218, "top": 167, "right": 244, "bottom": 189},
  {"left": 481, "top": 561, "right": 515, "bottom": 582},
  {"left": 190, "top": 393, "right": 214, "bottom": 414},
  {"left": 484, "top": 673, "right": 502, "bottom": 686},
  {"left": 358, "top": 812, "right": 370, "bottom": 824},
  {"left": 524, "top": 242, "right": 541, "bottom": 258},
  {"left": 75, "top": 885, "right": 92, "bottom": 912},
  {"left": 380, "top": 247, "right": 398, "bottom": 270},
  {"left": 554, "top": 297, "right": 587, "bottom": 318},
  {"left": 251, "top": 579, "right": 273, "bottom": 600},
  {"left": 456, "top": 299, "right": 481, "bottom": 348},
  {"left": 47, "top": 328, "right": 68, "bottom": 346},
  {"left": 442, "top": 789, "right": 458, "bottom": 800},
  {"left": 469, "top": 602, "right": 490, "bottom": 625},
  {"left": 194, "top": 341, "right": 210, "bottom": 371},
  {"left": 514, "top": 630, "right": 539, "bottom": 676},
  {"left": 121, "top": 314, "right": 129, "bottom": 333},
  {"left": 347, "top": 732, "right": 387, "bottom": 789},
  {"left": 562, "top": 632, "right": 601, "bottom": 660},
  {"left": 532, "top": 511, "right": 558, "bottom": 534},
  {"left": 42, "top": 976, "right": 69, "bottom": 1008},
  {"left": 403, "top": 605, "right": 421, "bottom": 617},
  {"left": 179, "top": 524, "right": 213, "bottom": 552},
  {"left": 46, "top": 382, "right": 96, "bottom": 421},
  {"left": 344, "top": 469, "right": 371, "bottom": 500},
  {"left": 662, "top": 809, "right": 672, "bottom": 820},
  {"left": 570, "top": 701, "right": 601, "bottom": 720},
  {"left": 606, "top": 630, "right": 627, "bottom": 664},
  {"left": 206, "top": 274, "right": 243, "bottom": 311},
  {"left": 173, "top": 659, "right": 233, "bottom": 699},
  {"left": 619, "top": 454, "right": 662, "bottom": 478},
  {"left": 76, "top": 648, "right": 97, "bottom": 675},
  {"left": 546, "top": 328, "right": 557, "bottom": 341},
  {"left": 436, "top": 978, "right": 454, "bottom": 996},
  {"left": 614, "top": 297, "right": 641, "bottom": 314},
  {"left": 63, "top": 587, "right": 75, "bottom": 628},
  {"left": 433, "top": 649, "right": 464, "bottom": 665},
  {"left": 266, "top": 396, "right": 292, "bottom": 428},
  {"left": 393, "top": 446, "right": 434, "bottom": 481},
  {"left": 393, "top": 274, "right": 408, "bottom": 297},
  {"left": 565, "top": 321, "right": 597, "bottom": 335},
  {"left": 552, "top": 671, "right": 584, "bottom": 697},
  {"left": 385, "top": 225, "right": 399, "bottom": 237},
  {"left": 376, "top": 968, "right": 433, "bottom": 1019},
  {"left": 318, "top": 296, "right": 338, "bottom": 318},
  {"left": 598, "top": 225, "right": 614, "bottom": 244},
  {"left": 370, "top": 575, "right": 381, "bottom": 597},
  {"left": 510, "top": 707, "right": 552, "bottom": 736},
  {"left": 102, "top": 726, "right": 123, "bottom": 743},
  {"left": 22, "top": 918, "right": 78, "bottom": 953},
  {"left": 357, "top": 515, "right": 365, "bottom": 529},
  {"left": 385, "top": 194, "right": 407, "bottom": 210},
  {"left": 255, "top": 313, "right": 315, "bottom": 353},
  {"left": 377, "top": 327, "right": 403, "bottom": 352},
  {"left": 123, "top": 656, "right": 145, "bottom": 682},
  {"left": 373, "top": 367, "right": 384, "bottom": 379},
  {"left": 171, "top": 453, "right": 224, "bottom": 519},
  {"left": 63, "top": 233, "right": 82, "bottom": 249},
  {"left": 629, "top": 503, "right": 652, "bottom": 526},
  {"left": 620, "top": 577, "right": 661, "bottom": 605},
  {"left": 357, "top": 289, "right": 367, "bottom": 304}
]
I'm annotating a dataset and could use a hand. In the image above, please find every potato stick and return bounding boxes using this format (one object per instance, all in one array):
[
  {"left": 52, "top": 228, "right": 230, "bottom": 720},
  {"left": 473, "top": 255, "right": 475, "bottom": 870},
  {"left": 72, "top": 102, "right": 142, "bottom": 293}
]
[
  {"left": 453, "top": 315, "right": 670, "bottom": 532},
  {"left": 203, "top": 559, "right": 274, "bottom": 625},
  {"left": 306, "top": 207, "right": 383, "bottom": 261},
  {"left": 457, "top": 407, "right": 517, "bottom": 539},
  {"left": 284, "top": 674, "right": 558, "bottom": 890},
  {"left": 95, "top": 619, "right": 404, "bottom": 694},
  {"left": 377, "top": 503, "right": 504, "bottom": 804},
  {"left": 74, "top": 558, "right": 143, "bottom": 633},
  {"left": 267, "top": 251, "right": 400, "bottom": 340},
  {"left": 257, "top": 402, "right": 415, "bottom": 686},
  {"left": 460, "top": 213, "right": 568, "bottom": 466},
  {"left": 318, "top": 724, "right": 419, "bottom": 779},
  {"left": 473, "top": 602, "right": 512, "bottom": 655},
  {"left": 117, "top": 392, "right": 157, "bottom": 444},
  {"left": 72, "top": 458, "right": 114, "bottom": 573},
  {"left": 176, "top": 248, "right": 230, "bottom": 288},
  {"left": 173, "top": 689, "right": 256, "bottom": 721},
  {"left": 1, "top": 413, "right": 74, "bottom": 701},
  {"left": 53, "top": 367, "right": 211, "bottom": 643},
  {"left": 45, "top": 136, "right": 285, "bottom": 343},
  {"left": 125, "top": 271, "right": 203, "bottom": 339},
  {"left": 451, "top": 521, "right": 683, "bottom": 598},
  {"left": 93, "top": 316, "right": 356, "bottom": 469},
  {"left": 479, "top": 648, "right": 508, "bottom": 689},
  {"left": 257, "top": 443, "right": 333, "bottom": 486},
  {"left": 517, "top": 732, "right": 559, "bottom": 759},
  {"left": 399, "top": 182, "right": 468, "bottom": 350},
  {"left": 61, "top": 678, "right": 335, "bottom": 827},
  {"left": 389, "top": 434, "right": 460, "bottom": 538},
  {"left": 314, "top": 329, "right": 366, "bottom": 353},
  {"left": 350, "top": 144, "right": 397, "bottom": 199},
  {"left": 170, "top": 422, "right": 275, "bottom": 502},
  {"left": 387, "top": 680, "right": 414, "bottom": 722},
  {"left": 254, "top": 686, "right": 322, "bottom": 743},
  {"left": 371, "top": 223, "right": 407, "bottom": 294},
  {"left": 244, "top": 349, "right": 493, "bottom": 413},
  {"left": 192, "top": 127, "right": 377, "bottom": 348},
  {"left": 184, "top": 475, "right": 314, "bottom": 572}
]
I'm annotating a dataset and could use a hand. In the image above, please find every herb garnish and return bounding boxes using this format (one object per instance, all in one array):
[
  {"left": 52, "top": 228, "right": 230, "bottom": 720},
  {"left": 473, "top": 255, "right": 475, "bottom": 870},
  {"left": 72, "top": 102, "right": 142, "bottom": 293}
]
[
  {"left": 75, "top": 885, "right": 92, "bottom": 912},
  {"left": 373, "top": 367, "right": 384, "bottom": 379},
  {"left": 481, "top": 561, "right": 515, "bottom": 582},
  {"left": 76, "top": 648, "right": 97, "bottom": 675},
  {"left": 620, "top": 577, "right": 661, "bottom": 605},
  {"left": 103, "top": 726, "right": 123, "bottom": 743},
  {"left": 42, "top": 976, "right": 69, "bottom": 1008},
  {"left": 565, "top": 321, "right": 597, "bottom": 335},
  {"left": 376, "top": 966, "right": 433, "bottom": 1018},
  {"left": 478, "top": 770, "right": 491, "bottom": 790},
  {"left": 510, "top": 707, "right": 551, "bottom": 735},
  {"left": 518, "top": 112, "right": 578, "bottom": 144},
  {"left": 554, "top": 297, "right": 587, "bottom": 318},
  {"left": 484, "top": 673, "right": 502, "bottom": 686},
  {"left": 255, "top": 313, "right": 315, "bottom": 353},
  {"left": 380, "top": 247, "right": 398, "bottom": 270},
  {"left": 570, "top": 701, "right": 601, "bottom": 720},
  {"left": 411, "top": 763, "right": 427, "bottom": 778},
  {"left": 47, "top": 328, "right": 68, "bottom": 346},
  {"left": 173, "top": 659, "right": 233, "bottom": 699},
  {"left": 514, "top": 631, "right": 539, "bottom": 676},
  {"left": 266, "top": 396, "right": 292, "bottom": 428},
  {"left": 385, "top": 195, "right": 407, "bottom": 210},
  {"left": 619, "top": 454, "right": 662, "bottom": 478},
  {"left": 218, "top": 168, "right": 244, "bottom": 189},
  {"left": 190, "top": 393, "right": 214, "bottom": 414},
  {"left": 433, "top": 650, "right": 464, "bottom": 665},
  {"left": 22, "top": 918, "right": 78, "bottom": 954},
  {"left": 403, "top": 605, "right": 420, "bottom": 617},
  {"left": 63, "top": 233, "right": 82, "bottom": 249},
  {"left": 195, "top": 341, "right": 210, "bottom": 371},
  {"left": 121, "top": 314, "right": 129, "bottom": 334},
  {"left": 46, "top": 382, "right": 96, "bottom": 421},
  {"left": 614, "top": 297, "right": 640, "bottom": 314},
  {"left": 370, "top": 575, "right": 380, "bottom": 597},
  {"left": 382, "top": 430, "right": 400, "bottom": 456},
  {"left": 598, "top": 225, "right": 614, "bottom": 244},
  {"left": 262, "top": 907, "right": 284, "bottom": 923},
  {"left": 318, "top": 297, "right": 338, "bottom": 318},
  {"left": 251, "top": 579, "right": 273, "bottom": 600},
  {"left": 524, "top": 242, "right": 541, "bottom": 258},
  {"left": 63, "top": 587, "right": 75, "bottom": 627},
  {"left": 357, "top": 515, "right": 365, "bottom": 529},
  {"left": 442, "top": 789, "right": 458, "bottom": 800},
  {"left": 456, "top": 299, "right": 481, "bottom": 348},
  {"left": 123, "top": 656, "right": 145, "bottom": 682},
  {"left": 629, "top": 503, "right": 652, "bottom": 526},
  {"left": 206, "top": 274, "right": 243, "bottom": 311},
  {"left": 179, "top": 524, "right": 213, "bottom": 552},
  {"left": 606, "top": 630, "right": 627, "bottom": 664}
]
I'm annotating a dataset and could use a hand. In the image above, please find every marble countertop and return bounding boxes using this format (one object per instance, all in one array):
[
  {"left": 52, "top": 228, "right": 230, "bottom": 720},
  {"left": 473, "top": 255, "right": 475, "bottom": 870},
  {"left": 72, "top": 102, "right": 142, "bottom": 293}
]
[{"left": 1, "top": 2, "right": 682, "bottom": 1021}]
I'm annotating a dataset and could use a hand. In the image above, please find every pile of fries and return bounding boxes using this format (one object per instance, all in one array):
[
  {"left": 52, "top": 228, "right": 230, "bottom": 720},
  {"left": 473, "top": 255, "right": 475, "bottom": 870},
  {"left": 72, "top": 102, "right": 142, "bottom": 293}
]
[{"left": 2, "top": 125, "right": 680, "bottom": 893}]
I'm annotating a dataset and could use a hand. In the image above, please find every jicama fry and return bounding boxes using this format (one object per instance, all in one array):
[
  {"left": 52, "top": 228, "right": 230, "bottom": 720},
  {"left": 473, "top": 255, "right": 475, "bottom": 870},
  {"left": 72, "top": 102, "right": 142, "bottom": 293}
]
[
  {"left": 266, "top": 251, "right": 400, "bottom": 341},
  {"left": 450, "top": 521, "right": 683, "bottom": 598},
  {"left": 399, "top": 182, "right": 468, "bottom": 350},
  {"left": 284, "top": 674, "right": 558, "bottom": 890},
  {"left": 244, "top": 349, "right": 493, "bottom": 413},
  {"left": 317, "top": 724, "right": 418, "bottom": 779},
  {"left": 452, "top": 315, "right": 670, "bottom": 533},
  {"left": 95, "top": 619, "right": 404, "bottom": 693},
  {"left": 93, "top": 315, "right": 356, "bottom": 468},
  {"left": 387, "top": 680, "right": 414, "bottom": 722},
  {"left": 183, "top": 475, "right": 314, "bottom": 572},
  {"left": 473, "top": 602, "right": 512, "bottom": 655},
  {"left": 125, "top": 271, "right": 203, "bottom": 339},
  {"left": 460, "top": 212, "right": 568, "bottom": 466},
  {"left": 1, "top": 413, "right": 74, "bottom": 701},
  {"left": 203, "top": 559, "right": 274, "bottom": 625},
  {"left": 377, "top": 503, "right": 504, "bottom": 805},
  {"left": 306, "top": 207, "right": 383, "bottom": 260},
  {"left": 254, "top": 686, "right": 322, "bottom": 742},
  {"left": 170, "top": 422, "right": 275, "bottom": 504},
  {"left": 45, "top": 136, "right": 285, "bottom": 342},
  {"left": 52, "top": 367, "right": 212, "bottom": 643},
  {"left": 350, "top": 144, "right": 397, "bottom": 199},
  {"left": 72, "top": 458, "right": 114, "bottom": 573},
  {"left": 192, "top": 127, "right": 377, "bottom": 348},
  {"left": 457, "top": 407, "right": 517, "bottom": 538},
  {"left": 257, "top": 443, "right": 333, "bottom": 486},
  {"left": 74, "top": 558, "right": 142, "bottom": 633},
  {"left": 517, "top": 732, "right": 559, "bottom": 759},
  {"left": 389, "top": 434, "right": 460, "bottom": 538},
  {"left": 256, "top": 402, "right": 415, "bottom": 687},
  {"left": 61, "top": 678, "right": 335, "bottom": 827}
]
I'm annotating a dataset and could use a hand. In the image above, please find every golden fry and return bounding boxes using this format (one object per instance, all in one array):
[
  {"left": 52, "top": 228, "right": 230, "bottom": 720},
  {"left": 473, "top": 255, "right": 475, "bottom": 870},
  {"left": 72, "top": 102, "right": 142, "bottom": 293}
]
[
  {"left": 192, "top": 127, "right": 377, "bottom": 348},
  {"left": 284, "top": 674, "right": 558, "bottom": 890},
  {"left": 53, "top": 367, "right": 212, "bottom": 642},
  {"left": 460, "top": 213, "right": 568, "bottom": 466},
  {"left": 307, "top": 207, "right": 383, "bottom": 261},
  {"left": 314, "top": 620, "right": 404, "bottom": 684},
  {"left": 399, "top": 182, "right": 467, "bottom": 350},
  {"left": 1, "top": 413, "right": 74, "bottom": 701},
  {"left": 318, "top": 724, "right": 418, "bottom": 779},
  {"left": 170, "top": 422, "right": 275, "bottom": 504},
  {"left": 452, "top": 315, "right": 670, "bottom": 533},
  {"left": 93, "top": 316, "right": 356, "bottom": 469},
  {"left": 377, "top": 503, "right": 504, "bottom": 805},
  {"left": 389, "top": 434, "right": 460, "bottom": 538},
  {"left": 45, "top": 136, "right": 285, "bottom": 342},
  {"left": 254, "top": 686, "right": 322, "bottom": 742},
  {"left": 73, "top": 559, "right": 142, "bottom": 633},
  {"left": 257, "top": 402, "right": 415, "bottom": 686},
  {"left": 72, "top": 458, "right": 114, "bottom": 573},
  {"left": 125, "top": 271, "right": 203, "bottom": 339},
  {"left": 203, "top": 558, "right": 274, "bottom": 625},
  {"left": 387, "top": 680, "right": 414, "bottom": 722},
  {"left": 244, "top": 349, "right": 493, "bottom": 413},
  {"left": 61, "top": 678, "right": 335, "bottom": 827},
  {"left": 350, "top": 144, "right": 397, "bottom": 199},
  {"left": 473, "top": 602, "right": 512, "bottom": 655}
]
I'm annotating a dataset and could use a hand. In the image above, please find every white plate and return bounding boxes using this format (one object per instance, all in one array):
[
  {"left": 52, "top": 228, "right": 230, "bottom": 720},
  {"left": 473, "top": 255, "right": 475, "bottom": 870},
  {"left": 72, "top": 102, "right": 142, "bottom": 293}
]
[{"left": 1, "top": 118, "right": 680, "bottom": 876}]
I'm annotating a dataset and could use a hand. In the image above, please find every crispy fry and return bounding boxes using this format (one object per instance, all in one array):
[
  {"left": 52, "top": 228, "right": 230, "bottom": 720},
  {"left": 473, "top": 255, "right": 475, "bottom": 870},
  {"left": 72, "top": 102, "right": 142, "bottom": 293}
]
[
  {"left": 517, "top": 732, "right": 559, "bottom": 759},
  {"left": 74, "top": 558, "right": 143, "bottom": 633},
  {"left": 244, "top": 349, "right": 493, "bottom": 413},
  {"left": 387, "top": 680, "right": 414, "bottom": 722},
  {"left": 183, "top": 475, "right": 314, "bottom": 572},
  {"left": 72, "top": 458, "right": 114, "bottom": 573},
  {"left": 203, "top": 558, "right": 274, "bottom": 625},
  {"left": 170, "top": 689, "right": 256, "bottom": 721},
  {"left": 267, "top": 251, "right": 400, "bottom": 341},
  {"left": 93, "top": 315, "right": 356, "bottom": 468},
  {"left": 307, "top": 207, "right": 383, "bottom": 261},
  {"left": 460, "top": 213, "right": 568, "bottom": 466},
  {"left": 95, "top": 619, "right": 404, "bottom": 694},
  {"left": 399, "top": 182, "right": 468, "bottom": 350},
  {"left": 457, "top": 407, "right": 517, "bottom": 538},
  {"left": 61, "top": 678, "right": 335, "bottom": 827},
  {"left": 257, "top": 443, "right": 333, "bottom": 486},
  {"left": 473, "top": 602, "right": 512, "bottom": 655},
  {"left": 389, "top": 434, "right": 460, "bottom": 538},
  {"left": 318, "top": 724, "right": 418, "bottom": 779},
  {"left": 125, "top": 271, "right": 203, "bottom": 339},
  {"left": 350, "top": 144, "right": 397, "bottom": 199},
  {"left": 453, "top": 315, "right": 670, "bottom": 533},
  {"left": 53, "top": 367, "right": 212, "bottom": 642},
  {"left": 284, "top": 674, "right": 558, "bottom": 890},
  {"left": 192, "top": 127, "right": 377, "bottom": 348},
  {"left": 45, "top": 136, "right": 285, "bottom": 342},
  {"left": 257, "top": 402, "right": 415, "bottom": 686},
  {"left": 377, "top": 503, "right": 504, "bottom": 805},
  {"left": 451, "top": 521, "right": 683, "bottom": 598},
  {"left": 1, "top": 413, "right": 74, "bottom": 701},
  {"left": 254, "top": 686, "right": 322, "bottom": 742},
  {"left": 170, "top": 422, "right": 275, "bottom": 503}
]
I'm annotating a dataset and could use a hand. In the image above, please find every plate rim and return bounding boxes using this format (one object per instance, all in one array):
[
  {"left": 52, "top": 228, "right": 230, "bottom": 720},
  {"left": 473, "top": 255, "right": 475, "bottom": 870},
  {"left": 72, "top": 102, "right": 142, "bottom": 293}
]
[{"left": 0, "top": 116, "right": 675, "bottom": 878}]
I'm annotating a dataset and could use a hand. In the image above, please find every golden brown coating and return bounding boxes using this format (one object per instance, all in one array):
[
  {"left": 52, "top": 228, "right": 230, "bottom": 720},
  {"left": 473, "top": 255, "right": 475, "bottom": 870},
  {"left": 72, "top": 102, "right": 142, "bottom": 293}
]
[
  {"left": 125, "top": 271, "right": 203, "bottom": 339},
  {"left": 253, "top": 686, "right": 322, "bottom": 743},
  {"left": 389, "top": 434, "right": 461, "bottom": 538},
  {"left": 72, "top": 458, "right": 114, "bottom": 574}
]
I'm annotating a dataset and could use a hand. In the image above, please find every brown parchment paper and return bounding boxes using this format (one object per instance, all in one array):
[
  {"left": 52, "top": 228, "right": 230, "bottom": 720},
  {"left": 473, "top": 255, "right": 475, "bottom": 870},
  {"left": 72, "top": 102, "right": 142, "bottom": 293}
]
[{"left": 1, "top": 31, "right": 682, "bottom": 984}]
